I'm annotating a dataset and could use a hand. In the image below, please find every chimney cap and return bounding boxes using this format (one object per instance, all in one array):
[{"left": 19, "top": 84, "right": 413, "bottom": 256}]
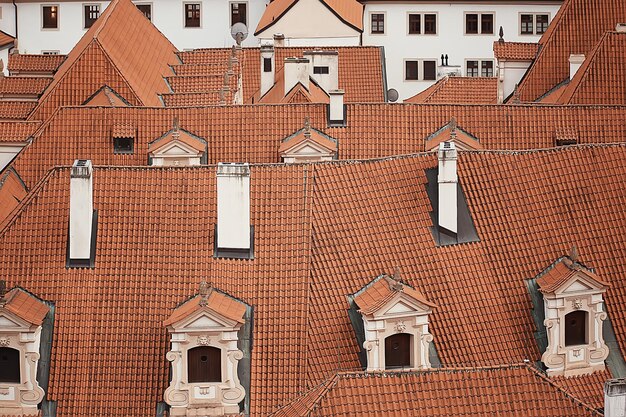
[
  {"left": 616, "top": 23, "right": 626, "bottom": 33},
  {"left": 568, "top": 54, "right": 586, "bottom": 64},
  {"left": 71, "top": 159, "right": 92, "bottom": 179},
  {"left": 273, "top": 33, "right": 285, "bottom": 40},
  {"left": 217, "top": 162, "right": 250, "bottom": 177},
  {"left": 438, "top": 141, "right": 458, "bottom": 158},
  {"left": 284, "top": 57, "right": 309, "bottom": 64},
  {"left": 605, "top": 378, "right": 626, "bottom": 396}
]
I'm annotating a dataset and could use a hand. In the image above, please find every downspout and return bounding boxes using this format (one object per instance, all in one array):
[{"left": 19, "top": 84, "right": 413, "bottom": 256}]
[{"left": 12, "top": 0, "right": 17, "bottom": 38}]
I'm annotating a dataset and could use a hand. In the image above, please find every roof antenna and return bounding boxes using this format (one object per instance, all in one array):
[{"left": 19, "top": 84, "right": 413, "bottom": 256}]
[
  {"left": 498, "top": 26, "right": 504, "bottom": 43},
  {"left": 569, "top": 244, "right": 579, "bottom": 263},
  {"left": 199, "top": 281, "right": 210, "bottom": 307}
]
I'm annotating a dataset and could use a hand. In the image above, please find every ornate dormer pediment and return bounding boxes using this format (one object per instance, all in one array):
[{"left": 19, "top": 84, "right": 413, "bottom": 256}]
[
  {"left": 425, "top": 117, "right": 482, "bottom": 151},
  {"left": 280, "top": 117, "right": 337, "bottom": 163},
  {"left": 149, "top": 118, "right": 206, "bottom": 167},
  {"left": 0, "top": 311, "right": 31, "bottom": 331}
]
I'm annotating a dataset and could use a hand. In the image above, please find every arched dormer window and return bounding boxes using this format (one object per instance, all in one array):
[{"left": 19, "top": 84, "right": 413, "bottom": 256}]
[
  {"left": 385, "top": 333, "right": 412, "bottom": 369},
  {"left": 565, "top": 310, "right": 588, "bottom": 347},
  {"left": 188, "top": 346, "right": 222, "bottom": 383},
  {"left": 0, "top": 347, "right": 20, "bottom": 383}
]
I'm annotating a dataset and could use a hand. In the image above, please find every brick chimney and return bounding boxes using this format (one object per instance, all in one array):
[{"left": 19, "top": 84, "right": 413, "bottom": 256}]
[
  {"left": 284, "top": 57, "right": 310, "bottom": 96},
  {"left": 217, "top": 163, "right": 250, "bottom": 253},
  {"left": 438, "top": 142, "right": 457, "bottom": 235},
  {"left": 569, "top": 54, "right": 585, "bottom": 80},
  {"left": 260, "top": 43, "right": 275, "bottom": 97},
  {"left": 69, "top": 160, "right": 94, "bottom": 262},
  {"left": 605, "top": 379, "right": 626, "bottom": 417}
]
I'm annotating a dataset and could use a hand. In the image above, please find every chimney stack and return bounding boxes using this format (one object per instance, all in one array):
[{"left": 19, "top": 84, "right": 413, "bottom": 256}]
[
  {"left": 69, "top": 160, "right": 94, "bottom": 262},
  {"left": 605, "top": 379, "right": 626, "bottom": 417},
  {"left": 438, "top": 142, "right": 457, "bottom": 235},
  {"left": 616, "top": 23, "right": 626, "bottom": 33},
  {"left": 260, "top": 44, "right": 275, "bottom": 97},
  {"left": 329, "top": 90, "right": 345, "bottom": 125},
  {"left": 217, "top": 163, "right": 250, "bottom": 253},
  {"left": 284, "top": 57, "right": 310, "bottom": 96},
  {"left": 303, "top": 50, "right": 339, "bottom": 92},
  {"left": 569, "top": 54, "right": 585, "bottom": 80},
  {"left": 273, "top": 33, "right": 285, "bottom": 48}
]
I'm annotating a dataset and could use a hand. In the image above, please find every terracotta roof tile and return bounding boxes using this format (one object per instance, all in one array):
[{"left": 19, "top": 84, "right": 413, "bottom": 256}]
[
  {"left": 83, "top": 85, "right": 131, "bottom": 107},
  {"left": 536, "top": 257, "right": 609, "bottom": 293},
  {"left": 517, "top": 0, "right": 626, "bottom": 101},
  {"left": 0, "top": 120, "right": 40, "bottom": 143},
  {"left": 405, "top": 77, "right": 498, "bottom": 104},
  {"left": 164, "top": 289, "right": 246, "bottom": 326},
  {"left": 0, "top": 30, "right": 15, "bottom": 49},
  {"left": 161, "top": 92, "right": 230, "bottom": 106},
  {"left": 2, "top": 287, "right": 50, "bottom": 325},
  {"left": 493, "top": 41, "right": 539, "bottom": 61},
  {"left": 0, "top": 76, "right": 51, "bottom": 96},
  {"left": 7, "top": 53, "right": 66, "bottom": 74},
  {"left": 278, "top": 126, "right": 337, "bottom": 154},
  {"left": 0, "top": 101, "right": 36, "bottom": 120},
  {"left": 0, "top": 168, "right": 27, "bottom": 228},
  {"left": 255, "top": 0, "right": 363, "bottom": 35},
  {"left": 354, "top": 275, "right": 434, "bottom": 316}
]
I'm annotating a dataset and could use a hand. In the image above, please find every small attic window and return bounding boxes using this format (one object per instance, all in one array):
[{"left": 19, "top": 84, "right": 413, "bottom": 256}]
[
  {"left": 556, "top": 138, "right": 577, "bottom": 146},
  {"left": 113, "top": 137, "right": 134, "bottom": 154},
  {"left": 565, "top": 310, "right": 588, "bottom": 346},
  {"left": 263, "top": 58, "right": 272, "bottom": 72},
  {"left": 188, "top": 346, "right": 222, "bottom": 383},
  {"left": 385, "top": 333, "right": 412, "bottom": 369},
  {"left": 0, "top": 347, "right": 20, "bottom": 383},
  {"left": 313, "top": 66, "right": 329, "bottom": 75}
]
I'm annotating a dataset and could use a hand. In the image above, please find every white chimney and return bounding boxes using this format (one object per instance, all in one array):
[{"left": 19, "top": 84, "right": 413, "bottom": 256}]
[
  {"left": 329, "top": 90, "right": 344, "bottom": 124},
  {"left": 605, "top": 379, "right": 626, "bottom": 417},
  {"left": 260, "top": 44, "right": 275, "bottom": 97},
  {"left": 284, "top": 57, "right": 309, "bottom": 96},
  {"left": 303, "top": 50, "right": 339, "bottom": 92},
  {"left": 438, "top": 142, "right": 457, "bottom": 235},
  {"left": 273, "top": 33, "right": 285, "bottom": 48},
  {"left": 616, "top": 23, "right": 626, "bottom": 33},
  {"left": 569, "top": 54, "right": 585, "bottom": 80},
  {"left": 217, "top": 163, "right": 250, "bottom": 251},
  {"left": 69, "top": 159, "right": 93, "bottom": 261}
]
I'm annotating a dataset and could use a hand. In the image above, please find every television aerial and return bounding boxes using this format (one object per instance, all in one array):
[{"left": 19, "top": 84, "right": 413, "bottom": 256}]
[
  {"left": 387, "top": 88, "right": 399, "bottom": 103},
  {"left": 231, "top": 23, "right": 249, "bottom": 46}
]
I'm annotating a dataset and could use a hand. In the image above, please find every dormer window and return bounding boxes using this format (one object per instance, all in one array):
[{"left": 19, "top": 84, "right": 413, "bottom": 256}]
[
  {"left": 149, "top": 119, "right": 207, "bottom": 167},
  {"left": 385, "top": 333, "right": 411, "bottom": 369},
  {"left": 0, "top": 347, "right": 20, "bottom": 383},
  {"left": 188, "top": 346, "right": 221, "bottom": 382},
  {"left": 279, "top": 117, "right": 337, "bottom": 163},
  {"left": 112, "top": 123, "right": 136, "bottom": 155},
  {"left": 536, "top": 254, "right": 610, "bottom": 376},
  {"left": 113, "top": 137, "right": 133, "bottom": 154}
]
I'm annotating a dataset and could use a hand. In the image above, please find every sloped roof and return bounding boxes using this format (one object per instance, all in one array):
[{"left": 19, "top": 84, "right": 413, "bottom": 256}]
[
  {"left": 149, "top": 123, "right": 206, "bottom": 153},
  {"left": 29, "top": 0, "right": 178, "bottom": 121},
  {"left": 353, "top": 274, "right": 435, "bottom": 316},
  {"left": 493, "top": 41, "right": 539, "bottom": 61},
  {"left": 255, "top": 0, "right": 363, "bottom": 35},
  {"left": 2, "top": 287, "right": 49, "bottom": 326},
  {"left": 517, "top": 0, "right": 626, "bottom": 101},
  {"left": 0, "top": 30, "right": 14, "bottom": 49},
  {"left": 83, "top": 85, "right": 131, "bottom": 107},
  {"left": 0, "top": 120, "right": 40, "bottom": 143},
  {"left": 163, "top": 288, "right": 247, "bottom": 326},
  {"left": 405, "top": 77, "right": 498, "bottom": 104},
  {"left": 424, "top": 119, "right": 482, "bottom": 151},
  {"left": 0, "top": 168, "right": 27, "bottom": 228},
  {"left": 536, "top": 257, "right": 609, "bottom": 294},
  {"left": 7, "top": 53, "right": 66, "bottom": 74},
  {"left": 0, "top": 101, "right": 37, "bottom": 120},
  {"left": 2, "top": 145, "right": 626, "bottom": 415},
  {"left": 258, "top": 69, "right": 330, "bottom": 104},
  {"left": 272, "top": 365, "right": 602, "bottom": 417},
  {"left": 0, "top": 76, "right": 51, "bottom": 96},
  {"left": 278, "top": 125, "right": 337, "bottom": 154},
  {"left": 557, "top": 31, "right": 626, "bottom": 104}
]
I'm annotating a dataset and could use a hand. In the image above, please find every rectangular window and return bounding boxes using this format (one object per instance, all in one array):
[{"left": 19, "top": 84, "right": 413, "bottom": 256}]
[
  {"left": 405, "top": 60, "right": 419, "bottom": 81},
  {"left": 84, "top": 4, "right": 100, "bottom": 29},
  {"left": 466, "top": 12, "right": 493, "bottom": 34},
  {"left": 408, "top": 14, "right": 420, "bottom": 34},
  {"left": 481, "top": 13, "right": 493, "bottom": 34},
  {"left": 520, "top": 14, "right": 533, "bottom": 34},
  {"left": 424, "top": 14, "right": 436, "bottom": 34},
  {"left": 136, "top": 4, "right": 151, "bottom": 20},
  {"left": 466, "top": 13, "right": 478, "bottom": 34},
  {"left": 466, "top": 60, "right": 479, "bottom": 77},
  {"left": 313, "top": 66, "right": 329, "bottom": 75},
  {"left": 113, "top": 137, "right": 134, "bottom": 154},
  {"left": 42, "top": 5, "right": 58, "bottom": 29},
  {"left": 536, "top": 14, "right": 549, "bottom": 34},
  {"left": 42, "top": 50, "right": 60, "bottom": 55},
  {"left": 231, "top": 2, "right": 246, "bottom": 26},
  {"left": 184, "top": 3, "right": 200, "bottom": 27},
  {"left": 263, "top": 57, "right": 272, "bottom": 73},
  {"left": 423, "top": 60, "right": 436, "bottom": 80},
  {"left": 371, "top": 13, "right": 384, "bottom": 34},
  {"left": 481, "top": 60, "right": 493, "bottom": 77}
]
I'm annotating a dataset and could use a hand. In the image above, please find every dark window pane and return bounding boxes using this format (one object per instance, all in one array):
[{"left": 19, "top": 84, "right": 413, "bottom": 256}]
[
  {"left": 185, "top": 3, "right": 200, "bottom": 27},
  {"left": 408, "top": 14, "right": 420, "bottom": 34},
  {"left": 371, "top": 13, "right": 384, "bottom": 34},
  {"left": 521, "top": 14, "right": 533, "bottom": 34},
  {"left": 536, "top": 14, "right": 549, "bottom": 34},
  {"left": 84, "top": 5, "right": 99, "bottom": 29},
  {"left": 231, "top": 2, "right": 246, "bottom": 26},
  {"left": 188, "top": 346, "right": 222, "bottom": 382},
  {"left": 467, "top": 60, "right": 478, "bottom": 77},
  {"left": 565, "top": 310, "right": 588, "bottom": 346},
  {"left": 481, "top": 13, "right": 493, "bottom": 34},
  {"left": 423, "top": 60, "right": 436, "bottom": 80},
  {"left": 385, "top": 333, "right": 411, "bottom": 369},
  {"left": 424, "top": 14, "right": 436, "bottom": 34},
  {"left": 43, "top": 6, "right": 58, "bottom": 29},
  {"left": 405, "top": 61, "right": 418, "bottom": 80},
  {"left": 313, "top": 66, "right": 329, "bottom": 75},
  {"left": 136, "top": 4, "right": 151, "bottom": 20},
  {"left": 113, "top": 137, "right": 134, "bottom": 154},
  {"left": 466, "top": 14, "right": 478, "bottom": 34},
  {"left": 481, "top": 60, "right": 493, "bottom": 77},
  {"left": 263, "top": 58, "right": 272, "bottom": 73},
  {"left": 0, "top": 347, "right": 20, "bottom": 383}
]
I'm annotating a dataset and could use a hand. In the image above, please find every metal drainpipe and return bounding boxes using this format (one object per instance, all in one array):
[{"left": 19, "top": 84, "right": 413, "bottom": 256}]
[{"left": 12, "top": 0, "right": 17, "bottom": 39}]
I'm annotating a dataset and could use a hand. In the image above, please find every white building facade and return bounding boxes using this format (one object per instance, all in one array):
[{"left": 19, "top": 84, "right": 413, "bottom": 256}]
[{"left": 361, "top": 1, "right": 561, "bottom": 101}]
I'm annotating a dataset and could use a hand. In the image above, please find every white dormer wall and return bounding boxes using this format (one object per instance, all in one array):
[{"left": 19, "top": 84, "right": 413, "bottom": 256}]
[
  {"left": 216, "top": 163, "right": 250, "bottom": 250},
  {"left": 569, "top": 54, "right": 585, "bottom": 80},
  {"left": 69, "top": 159, "right": 93, "bottom": 261},
  {"left": 283, "top": 57, "right": 310, "bottom": 95},
  {"left": 150, "top": 141, "right": 202, "bottom": 167},
  {"left": 0, "top": 309, "right": 46, "bottom": 414},
  {"left": 496, "top": 58, "right": 533, "bottom": 102},
  {"left": 282, "top": 142, "right": 335, "bottom": 163},
  {"left": 303, "top": 50, "right": 339, "bottom": 92},
  {"left": 438, "top": 142, "right": 457, "bottom": 235},
  {"left": 541, "top": 272, "right": 609, "bottom": 377},
  {"left": 260, "top": 44, "right": 275, "bottom": 97}
]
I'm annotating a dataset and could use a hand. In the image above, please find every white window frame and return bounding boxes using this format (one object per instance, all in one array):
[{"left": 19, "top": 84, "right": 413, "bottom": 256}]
[
  {"left": 183, "top": 2, "right": 201, "bottom": 28},
  {"left": 406, "top": 12, "right": 438, "bottom": 36},
  {"left": 41, "top": 4, "right": 60, "bottom": 31},
  {"left": 404, "top": 58, "right": 438, "bottom": 81},
  {"left": 369, "top": 11, "right": 386, "bottom": 35},
  {"left": 465, "top": 59, "right": 494, "bottom": 77},
  {"left": 82, "top": 3, "right": 101, "bottom": 30},
  {"left": 519, "top": 12, "right": 551, "bottom": 35},
  {"left": 134, "top": 2, "right": 153, "bottom": 21},
  {"left": 464, "top": 11, "right": 495, "bottom": 35}
]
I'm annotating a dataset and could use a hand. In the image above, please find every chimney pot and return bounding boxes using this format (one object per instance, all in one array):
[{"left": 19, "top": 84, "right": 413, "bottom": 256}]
[
  {"left": 217, "top": 163, "right": 251, "bottom": 251},
  {"left": 605, "top": 379, "right": 626, "bottom": 417},
  {"left": 69, "top": 159, "right": 94, "bottom": 262},
  {"left": 569, "top": 54, "right": 585, "bottom": 80},
  {"left": 273, "top": 33, "right": 285, "bottom": 47},
  {"left": 438, "top": 142, "right": 458, "bottom": 235}
]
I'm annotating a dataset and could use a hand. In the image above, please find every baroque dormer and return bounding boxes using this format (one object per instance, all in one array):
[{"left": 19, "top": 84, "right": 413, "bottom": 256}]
[
  {"left": 425, "top": 117, "right": 482, "bottom": 151},
  {"left": 537, "top": 254, "right": 610, "bottom": 376},
  {"left": 164, "top": 282, "right": 248, "bottom": 417},
  {"left": 149, "top": 119, "right": 207, "bottom": 167},
  {"left": 279, "top": 118, "right": 337, "bottom": 163},
  {"left": 351, "top": 272, "right": 435, "bottom": 371},
  {"left": 0, "top": 284, "right": 49, "bottom": 415}
]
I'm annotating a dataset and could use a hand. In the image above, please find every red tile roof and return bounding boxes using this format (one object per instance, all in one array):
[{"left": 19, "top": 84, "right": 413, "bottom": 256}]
[
  {"left": 0, "top": 101, "right": 37, "bottom": 120},
  {"left": 536, "top": 257, "right": 609, "bottom": 293},
  {"left": 2, "top": 287, "right": 50, "bottom": 326},
  {"left": 0, "top": 168, "right": 27, "bottom": 228},
  {"left": 493, "top": 41, "right": 539, "bottom": 61},
  {"left": 161, "top": 91, "right": 231, "bottom": 106},
  {"left": 354, "top": 274, "right": 434, "bottom": 315},
  {"left": 163, "top": 288, "right": 246, "bottom": 326},
  {"left": 0, "top": 30, "right": 14, "bottom": 49},
  {"left": 273, "top": 365, "right": 602, "bottom": 416},
  {"left": 405, "top": 77, "right": 498, "bottom": 104},
  {"left": 0, "top": 120, "right": 40, "bottom": 143},
  {"left": 8, "top": 53, "right": 66, "bottom": 74},
  {"left": 0, "top": 76, "right": 51, "bottom": 96},
  {"left": 28, "top": 0, "right": 178, "bottom": 121},
  {"left": 2, "top": 145, "right": 626, "bottom": 414},
  {"left": 255, "top": 0, "right": 363, "bottom": 35},
  {"left": 517, "top": 0, "right": 626, "bottom": 101}
]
